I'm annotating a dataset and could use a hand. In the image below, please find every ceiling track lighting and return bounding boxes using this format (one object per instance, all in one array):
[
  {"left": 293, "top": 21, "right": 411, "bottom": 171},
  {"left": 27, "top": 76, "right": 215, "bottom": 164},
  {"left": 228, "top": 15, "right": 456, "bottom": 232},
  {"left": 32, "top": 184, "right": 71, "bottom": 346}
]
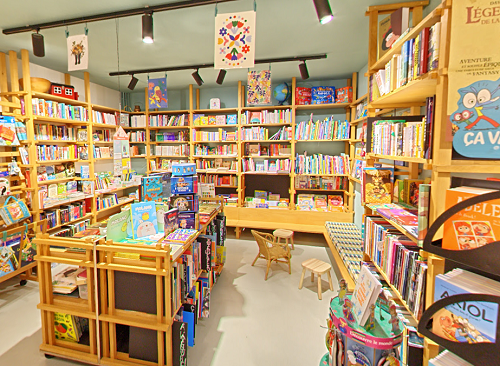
[
  {"left": 216, "top": 69, "right": 227, "bottom": 85},
  {"left": 142, "top": 12, "right": 154, "bottom": 44},
  {"left": 192, "top": 69, "right": 204, "bottom": 86},
  {"left": 128, "top": 75, "right": 139, "bottom": 90},
  {"left": 313, "top": 0, "right": 333, "bottom": 25},
  {"left": 299, "top": 61, "right": 309, "bottom": 80},
  {"left": 109, "top": 54, "right": 327, "bottom": 77},
  {"left": 31, "top": 30, "right": 45, "bottom": 57}
]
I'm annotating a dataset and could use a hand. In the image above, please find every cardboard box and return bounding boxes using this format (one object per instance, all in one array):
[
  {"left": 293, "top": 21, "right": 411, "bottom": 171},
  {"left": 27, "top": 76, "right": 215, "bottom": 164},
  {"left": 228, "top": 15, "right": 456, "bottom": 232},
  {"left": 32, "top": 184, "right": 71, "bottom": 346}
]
[
  {"left": 178, "top": 212, "right": 200, "bottom": 230},
  {"left": 171, "top": 175, "right": 198, "bottom": 195},
  {"left": 311, "top": 86, "right": 336, "bottom": 104},
  {"left": 336, "top": 86, "right": 353, "bottom": 103},
  {"left": 295, "top": 87, "right": 311, "bottom": 105}
]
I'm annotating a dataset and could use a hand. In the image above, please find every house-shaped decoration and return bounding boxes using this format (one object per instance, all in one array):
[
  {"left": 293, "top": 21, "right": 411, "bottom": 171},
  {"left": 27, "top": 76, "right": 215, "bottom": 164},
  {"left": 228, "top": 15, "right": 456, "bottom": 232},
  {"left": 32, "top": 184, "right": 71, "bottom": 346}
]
[{"left": 49, "top": 83, "right": 79, "bottom": 101}]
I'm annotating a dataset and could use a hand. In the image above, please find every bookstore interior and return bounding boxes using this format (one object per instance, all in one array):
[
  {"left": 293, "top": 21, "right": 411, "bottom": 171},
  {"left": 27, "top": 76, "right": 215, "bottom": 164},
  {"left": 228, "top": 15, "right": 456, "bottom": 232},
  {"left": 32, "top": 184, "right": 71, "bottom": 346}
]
[{"left": 0, "top": 0, "right": 498, "bottom": 365}]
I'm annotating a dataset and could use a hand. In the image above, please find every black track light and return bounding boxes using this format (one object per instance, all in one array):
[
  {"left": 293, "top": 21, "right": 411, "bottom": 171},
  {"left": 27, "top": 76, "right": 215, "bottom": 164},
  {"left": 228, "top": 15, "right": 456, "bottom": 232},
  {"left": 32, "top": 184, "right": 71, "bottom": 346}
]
[
  {"left": 299, "top": 62, "right": 309, "bottom": 80},
  {"left": 142, "top": 13, "right": 154, "bottom": 44},
  {"left": 216, "top": 69, "right": 227, "bottom": 85},
  {"left": 128, "top": 75, "right": 138, "bottom": 90},
  {"left": 192, "top": 69, "right": 203, "bottom": 86},
  {"left": 32, "top": 31, "right": 45, "bottom": 57},
  {"left": 313, "top": 0, "right": 333, "bottom": 24}
]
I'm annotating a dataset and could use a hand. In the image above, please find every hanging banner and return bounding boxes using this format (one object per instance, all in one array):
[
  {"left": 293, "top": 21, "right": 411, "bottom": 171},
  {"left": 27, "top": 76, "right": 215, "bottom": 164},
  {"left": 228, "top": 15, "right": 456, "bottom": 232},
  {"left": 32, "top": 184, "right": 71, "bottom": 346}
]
[
  {"left": 247, "top": 70, "right": 271, "bottom": 105},
  {"left": 215, "top": 11, "right": 256, "bottom": 69},
  {"left": 67, "top": 34, "right": 88, "bottom": 71},
  {"left": 148, "top": 77, "right": 168, "bottom": 109},
  {"left": 447, "top": 0, "right": 500, "bottom": 159}
]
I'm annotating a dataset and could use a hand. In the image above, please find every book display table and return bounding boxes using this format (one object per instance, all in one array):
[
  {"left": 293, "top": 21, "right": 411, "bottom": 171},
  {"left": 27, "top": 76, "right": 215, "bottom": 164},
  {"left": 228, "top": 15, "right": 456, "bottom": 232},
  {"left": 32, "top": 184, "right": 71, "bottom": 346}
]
[{"left": 322, "top": 295, "right": 403, "bottom": 366}]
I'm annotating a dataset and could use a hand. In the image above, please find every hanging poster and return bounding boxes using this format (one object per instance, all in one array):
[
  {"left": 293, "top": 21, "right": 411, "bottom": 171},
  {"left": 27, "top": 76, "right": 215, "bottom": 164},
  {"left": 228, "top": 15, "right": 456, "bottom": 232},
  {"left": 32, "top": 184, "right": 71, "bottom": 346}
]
[
  {"left": 67, "top": 34, "right": 88, "bottom": 72},
  {"left": 215, "top": 11, "right": 256, "bottom": 69},
  {"left": 247, "top": 70, "right": 271, "bottom": 105},
  {"left": 148, "top": 77, "right": 168, "bottom": 109},
  {"left": 447, "top": 0, "right": 500, "bottom": 159}
]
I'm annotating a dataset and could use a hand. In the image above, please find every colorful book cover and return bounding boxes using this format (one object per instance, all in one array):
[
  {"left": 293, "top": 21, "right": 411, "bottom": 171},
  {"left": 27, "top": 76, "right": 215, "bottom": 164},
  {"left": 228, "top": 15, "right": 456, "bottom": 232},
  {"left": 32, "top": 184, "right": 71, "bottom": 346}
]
[
  {"left": 443, "top": 187, "right": 499, "bottom": 250},
  {"left": 417, "top": 184, "right": 431, "bottom": 247},
  {"left": 156, "top": 203, "right": 169, "bottom": 232},
  {"left": 106, "top": 210, "right": 131, "bottom": 242},
  {"left": 433, "top": 275, "right": 498, "bottom": 343},
  {"left": 148, "top": 77, "right": 168, "bottom": 109},
  {"left": 363, "top": 167, "right": 393, "bottom": 204},
  {"left": 141, "top": 176, "right": 162, "bottom": 202},
  {"left": 227, "top": 115, "right": 237, "bottom": 125},
  {"left": 247, "top": 70, "right": 271, "bottom": 105},
  {"left": 130, "top": 201, "right": 158, "bottom": 239},
  {"left": 164, "top": 208, "right": 179, "bottom": 234},
  {"left": 54, "top": 312, "right": 80, "bottom": 342},
  {"left": 351, "top": 265, "right": 382, "bottom": 326}
]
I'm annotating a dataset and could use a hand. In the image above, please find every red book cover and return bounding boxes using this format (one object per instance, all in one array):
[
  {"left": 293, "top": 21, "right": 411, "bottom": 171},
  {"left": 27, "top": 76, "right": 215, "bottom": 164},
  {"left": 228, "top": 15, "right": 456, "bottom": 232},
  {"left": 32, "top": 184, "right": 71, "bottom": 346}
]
[{"left": 419, "top": 27, "right": 430, "bottom": 75}]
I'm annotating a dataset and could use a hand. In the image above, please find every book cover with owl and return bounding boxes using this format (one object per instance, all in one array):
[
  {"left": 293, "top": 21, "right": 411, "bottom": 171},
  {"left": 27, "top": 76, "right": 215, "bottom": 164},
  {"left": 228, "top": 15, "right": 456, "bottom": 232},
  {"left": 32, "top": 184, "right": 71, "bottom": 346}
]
[
  {"left": 130, "top": 202, "right": 158, "bottom": 239},
  {"left": 106, "top": 210, "right": 131, "bottom": 242}
]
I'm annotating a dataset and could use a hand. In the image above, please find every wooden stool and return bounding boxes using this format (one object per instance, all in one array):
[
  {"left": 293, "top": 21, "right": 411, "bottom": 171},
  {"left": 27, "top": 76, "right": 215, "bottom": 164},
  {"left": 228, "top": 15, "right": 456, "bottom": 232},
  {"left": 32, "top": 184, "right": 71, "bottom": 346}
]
[
  {"left": 298, "top": 258, "right": 334, "bottom": 300},
  {"left": 273, "top": 229, "right": 294, "bottom": 250}
]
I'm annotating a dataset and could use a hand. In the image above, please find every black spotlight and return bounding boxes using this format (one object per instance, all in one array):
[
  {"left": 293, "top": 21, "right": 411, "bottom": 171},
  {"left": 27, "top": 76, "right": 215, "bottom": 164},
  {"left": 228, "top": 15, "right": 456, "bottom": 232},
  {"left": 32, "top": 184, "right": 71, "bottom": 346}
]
[
  {"left": 32, "top": 32, "right": 45, "bottom": 57},
  {"left": 313, "top": 0, "right": 333, "bottom": 24},
  {"left": 216, "top": 69, "right": 227, "bottom": 85},
  {"left": 299, "top": 62, "right": 309, "bottom": 80},
  {"left": 142, "top": 13, "right": 154, "bottom": 43},
  {"left": 128, "top": 75, "right": 138, "bottom": 90},
  {"left": 192, "top": 69, "right": 204, "bottom": 86}
]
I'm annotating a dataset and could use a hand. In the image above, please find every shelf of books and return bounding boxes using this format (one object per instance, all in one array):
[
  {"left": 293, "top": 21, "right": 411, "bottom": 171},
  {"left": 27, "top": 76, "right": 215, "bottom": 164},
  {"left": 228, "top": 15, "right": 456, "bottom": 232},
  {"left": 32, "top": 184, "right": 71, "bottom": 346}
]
[{"left": 34, "top": 196, "right": 227, "bottom": 366}]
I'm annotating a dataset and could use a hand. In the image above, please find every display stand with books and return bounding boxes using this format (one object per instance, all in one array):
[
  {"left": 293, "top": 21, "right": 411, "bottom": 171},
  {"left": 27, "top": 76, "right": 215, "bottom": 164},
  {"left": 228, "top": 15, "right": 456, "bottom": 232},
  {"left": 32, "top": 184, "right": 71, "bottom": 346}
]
[{"left": 34, "top": 197, "right": 226, "bottom": 366}]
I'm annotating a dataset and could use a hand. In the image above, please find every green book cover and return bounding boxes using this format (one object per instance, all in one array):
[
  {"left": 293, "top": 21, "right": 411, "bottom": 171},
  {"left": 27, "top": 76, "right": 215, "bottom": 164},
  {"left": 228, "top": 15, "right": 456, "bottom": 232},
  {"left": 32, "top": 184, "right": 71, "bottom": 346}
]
[{"left": 106, "top": 210, "right": 131, "bottom": 242}]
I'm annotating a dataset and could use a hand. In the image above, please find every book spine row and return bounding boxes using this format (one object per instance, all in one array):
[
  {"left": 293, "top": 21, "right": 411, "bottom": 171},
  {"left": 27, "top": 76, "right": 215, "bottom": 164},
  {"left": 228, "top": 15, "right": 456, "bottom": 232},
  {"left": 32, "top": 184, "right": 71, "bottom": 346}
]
[
  {"left": 93, "top": 129, "right": 112, "bottom": 141},
  {"left": 295, "top": 117, "right": 350, "bottom": 140},
  {"left": 130, "top": 115, "right": 147, "bottom": 127},
  {"left": 364, "top": 216, "right": 427, "bottom": 320},
  {"left": 96, "top": 193, "right": 119, "bottom": 210},
  {"left": 35, "top": 125, "right": 76, "bottom": 141},
  {"left": 194, "top": 145, "right": 237, "bottom": 156},
  {"left": 199, "top": 174, "right": 238, "bottom": 186},
  {"left": 242, "top": 158, "right": 291, "bottom": 173},
  {"left": 42, "top": 203, "right": 87, "bottom": 229},
  {"left": 240, "top": 127, "right": 269, "bottom": 140},
  {"left": 37, "top": 145, "right": 77, "bottom": 161},
  {"left": 93, "top": 146, "right": 112, "bottom": 159},
  {"left": 154, "top": 145, "right": 189, "bottom": 157},
  {"left": 94, "top": 174, "right": 111, "bottom": 190},
  {"left": 294, "top": 153, "right": 350, "bottom": 175},
  {"left": 371, "top": 120, "right": 426, "bottom": 158},
  {"left": 154, "top": 131, "right": 188, "bottom": 142},
  {"left": 92, "top": 111, "right": 118, "bottom": 125},
  {"left": 294, "top": 176, "right": 348, "bottom": 190},
  {"left": 374, "top": 22, "right": 440, "bottom": 96},
  {"left": 195, "top": 160, "right": 238, "bottom": 170},
  {"left": 241, "top": 109, "right": 292, "bottom": 124},
  {"left": 192, "top": 130, "right": 237, "bottom": 142},
  {"left": 149, "top": 114, "right": 187, "bottom": 127},
  {"left": 130, "top": 131, "right": 147, "bottom": 142},
  {"left": 32, "top": 98, "right": 88, "bottom": 121}
]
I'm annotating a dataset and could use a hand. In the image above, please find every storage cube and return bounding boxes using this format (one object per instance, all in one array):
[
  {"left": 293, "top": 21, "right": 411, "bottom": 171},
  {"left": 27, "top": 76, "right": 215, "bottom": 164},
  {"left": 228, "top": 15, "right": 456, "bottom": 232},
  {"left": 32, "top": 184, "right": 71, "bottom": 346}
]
[
  {"left": 171, "top": 163, "right": 196, "bottom": 176},
  {"left": 171, "top": 175, "right": 199, "bottom": 195}
]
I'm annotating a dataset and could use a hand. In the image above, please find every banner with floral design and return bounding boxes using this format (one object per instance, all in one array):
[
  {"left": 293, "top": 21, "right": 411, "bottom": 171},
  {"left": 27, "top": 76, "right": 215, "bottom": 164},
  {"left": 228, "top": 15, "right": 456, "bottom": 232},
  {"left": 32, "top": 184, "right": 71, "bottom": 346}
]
[
  {"left": 67, "top": 34, "right": 88, "bottom": 71},
  {"left": 247, "top": 70, "right": 271, "bottom": 105},
  {"left": 215, "top": 11, "right": 256, "bottom": 69}
]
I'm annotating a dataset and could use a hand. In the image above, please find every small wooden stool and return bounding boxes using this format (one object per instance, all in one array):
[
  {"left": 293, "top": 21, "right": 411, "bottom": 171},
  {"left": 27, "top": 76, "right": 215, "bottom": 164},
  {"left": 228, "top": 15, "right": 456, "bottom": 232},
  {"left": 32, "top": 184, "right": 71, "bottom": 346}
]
[
  {"left": 298, "top": 258, "right": 334, "bottom": 300},
  {"left": 273, "top": 229, "right": 294, "bottom": 250}
]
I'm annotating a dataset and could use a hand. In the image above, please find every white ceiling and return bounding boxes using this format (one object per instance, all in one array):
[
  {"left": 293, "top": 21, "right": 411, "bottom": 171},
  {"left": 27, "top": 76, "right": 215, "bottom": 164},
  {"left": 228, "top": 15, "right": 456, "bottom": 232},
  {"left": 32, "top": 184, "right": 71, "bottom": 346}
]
[{"left": 0, "top": 0, "right": 438, "bottom": 91}]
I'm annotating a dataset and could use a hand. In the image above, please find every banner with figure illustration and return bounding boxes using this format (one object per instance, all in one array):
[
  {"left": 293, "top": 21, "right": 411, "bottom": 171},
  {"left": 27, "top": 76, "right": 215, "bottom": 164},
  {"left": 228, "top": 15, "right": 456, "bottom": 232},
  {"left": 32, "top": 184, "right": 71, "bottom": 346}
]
[
  {"left": 67, "top": 34, "right": 88, "bottom": 71},
  {"left": 215, "top": 11, "right": 256, "bottom": 69},
  {"left": 148, "top": 77, "right": 168, "bottom": 109},
  {"left": 448, "top": 0, "right": 500, "bottom": 159}
]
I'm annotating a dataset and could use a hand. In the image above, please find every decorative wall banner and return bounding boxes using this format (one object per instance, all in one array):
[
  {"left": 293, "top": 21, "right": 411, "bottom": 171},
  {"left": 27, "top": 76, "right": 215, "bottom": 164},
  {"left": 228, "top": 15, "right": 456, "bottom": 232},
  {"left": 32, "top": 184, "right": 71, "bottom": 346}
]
[
  {"left": 148, "top": 77, "right": 168, "bottom": 109},
  {"left": 447, "top": 0, "right": 500, "bottom": 159},
  {"left": 215, "top": 11, "right": 256, "bottom": 69},
  {"left": 67, "top": 34, "right": 88, "bottom": 71},
  {"left": 247, "top": 70, "right": 271, "bottom": 105}
]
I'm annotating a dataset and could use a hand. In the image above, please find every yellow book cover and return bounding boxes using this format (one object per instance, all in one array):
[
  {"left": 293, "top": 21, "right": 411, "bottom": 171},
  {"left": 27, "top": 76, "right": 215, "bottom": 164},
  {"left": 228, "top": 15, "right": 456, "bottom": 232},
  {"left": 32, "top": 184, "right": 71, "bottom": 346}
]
[
  {"left": 443, "top": 187, "right": 499, "bottom": 250},
  {"left": 54, "top": 312, "right": 79, "bottom": 342}
]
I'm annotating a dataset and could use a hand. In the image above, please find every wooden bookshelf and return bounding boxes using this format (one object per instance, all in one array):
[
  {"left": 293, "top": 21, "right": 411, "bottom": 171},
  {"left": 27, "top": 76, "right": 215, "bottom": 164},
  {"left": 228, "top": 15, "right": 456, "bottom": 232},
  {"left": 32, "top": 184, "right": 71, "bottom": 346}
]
[{"left": 295, "top": 102, "right": 351, "bottom": 110}]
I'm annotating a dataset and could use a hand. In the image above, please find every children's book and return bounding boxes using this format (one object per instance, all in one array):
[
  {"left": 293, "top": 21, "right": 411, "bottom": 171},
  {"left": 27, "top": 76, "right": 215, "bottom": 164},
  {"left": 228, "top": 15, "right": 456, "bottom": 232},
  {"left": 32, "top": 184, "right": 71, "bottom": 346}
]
[
  {"left": 130, "top": 201, "right": 159, "bottom": 239},
  {"left": 55, "top": 164, "right": 67, "bottom": 179},
  {"left": 54, "top": 312, "right": 80, "bottom": 342},
  {"left": 363, "top": 167, "right": 393, "bottom": 204},
  {"left": 442, "top": 186, "right": 499, "bottom": 251},
  {"left": 156, "top": 203, "right": 168, "bottom": 232},
  {"left": 37, "top": 166, "right": 48, "bottom": 182},
  {"left": 165, "top": 229, "right": 197, "bottom": 243},
  {"left": 164, "top": 208, "right": 179, "bottom": 234},
  {"left": 432, "top": 270, "right": 499, "bottom": 343},
  {"left": 106, "top": 210, "right": 131, "bottom": 242},
  {"left": 141, "top": 176, "right": 162, "bottom": 202},
  {"left": 351, "top": 264, "right": 382, "bottom": 326}
]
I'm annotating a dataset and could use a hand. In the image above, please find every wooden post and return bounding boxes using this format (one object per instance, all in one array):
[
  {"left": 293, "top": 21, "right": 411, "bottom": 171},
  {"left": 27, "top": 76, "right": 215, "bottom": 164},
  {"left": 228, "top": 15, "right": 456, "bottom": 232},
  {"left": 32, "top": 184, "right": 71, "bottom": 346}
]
[
  {"left": 0, "top": 53, "right": 10, "bottom": 113},
  {"left": 290, "top": 77, "right": 297, "bottom": 210},
  {"left": 64, "top": 73, "right": 71, "bottom": 85},
  {"left": 189, "top": 84, "right": 194, "bottom": 165}
]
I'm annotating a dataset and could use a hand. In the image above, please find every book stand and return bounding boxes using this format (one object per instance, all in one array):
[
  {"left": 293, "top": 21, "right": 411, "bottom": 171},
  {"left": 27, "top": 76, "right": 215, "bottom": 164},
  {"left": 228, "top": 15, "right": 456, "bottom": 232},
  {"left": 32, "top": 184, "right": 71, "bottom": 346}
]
[{"left": 321, "top": 295, "right": 403, "bottom": 366}]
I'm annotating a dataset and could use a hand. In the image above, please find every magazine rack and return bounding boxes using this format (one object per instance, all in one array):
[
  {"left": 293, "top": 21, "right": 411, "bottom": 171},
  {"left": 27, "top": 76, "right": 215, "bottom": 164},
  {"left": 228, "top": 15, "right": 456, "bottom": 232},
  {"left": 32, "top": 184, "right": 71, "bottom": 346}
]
[
  {"left": 422, "top": 190, "right": 500, "bottom": 277},
  {"left": 418, "top": 293, "right": 500, "bottom": 366}
]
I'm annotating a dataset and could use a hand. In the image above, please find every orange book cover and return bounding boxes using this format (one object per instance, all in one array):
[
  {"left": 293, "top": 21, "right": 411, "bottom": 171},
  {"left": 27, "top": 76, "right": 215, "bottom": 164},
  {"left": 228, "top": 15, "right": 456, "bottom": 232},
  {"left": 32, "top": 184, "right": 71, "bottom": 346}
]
[{"left": 442, "top": 187, "right": 500, "bottom": 250}]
